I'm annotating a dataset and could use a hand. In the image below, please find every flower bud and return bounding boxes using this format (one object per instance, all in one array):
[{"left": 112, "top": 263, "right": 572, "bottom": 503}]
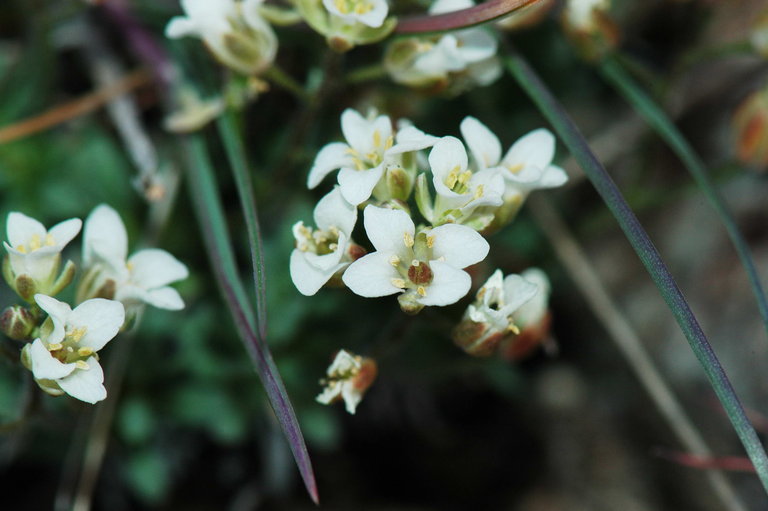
[
  {"left": 316, "top": 350, "right": 377, "bottom": 414},
  {"left": 561, "top": 0, "right": 619, "bottom": 61},
  {"left": 732, "top": 85, "right": 768, "bottom": 171},
  {"left": 0, "top": 305, "right": 37, "bottom": 341}
]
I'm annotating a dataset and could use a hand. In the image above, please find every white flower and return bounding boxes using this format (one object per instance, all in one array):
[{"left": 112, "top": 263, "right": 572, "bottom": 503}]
[
  {"left": 562, "top": 0, "right": 610, "bottom": 32},
  {"left": 316, "top": 349, "right": 377, "bottom": 414},
  {"left": 427, "top": 136, "right": 504, "bottom": 225},
  {"left": 308, "top": 109, "right": 436, "bottom": 205},
  {"left": 290, "top": 187, "right": 360, "bottom": 296},
  {"left": 322, "top": 0, "right": 388, "bottom": 28},
  {"left": 3, "top": 212, "right": 81, "bottom": 299},
  {"left": 460, "top": 116, "right": 568, "bottom": 197},
  {"left": 384, "top": 0, "right": 501, "bottom": 91},
  {"left": 79, "top": 205, "right": 188, "bottom": 313},
  {"left": 512, "top": 268, "right": 551, "bottom": 329},
  {"left": 342, "top": 206, "right": 489, "bottom": 311},
  {"left": 165, "top": 0, "right": 277, "bottom": 75},
  {"left": 22, "top": 294, "right": 125, "bottom": 403}
]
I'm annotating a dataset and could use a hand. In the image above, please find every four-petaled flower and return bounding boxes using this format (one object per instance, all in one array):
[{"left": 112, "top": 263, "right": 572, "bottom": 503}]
[
  {"left": 342, "top": 206, "right": 489, "bottom": 312},
  {"left": 79, "top": 205, "right": 189, "bottom": 313},
  {"left": 165, "top": 0, "right": 277, "bottom": 75},
  {"left": 322, "top": 0, "right": 388, "bottom": 28},
  {"left": 316, "top": 349, "right": 377, "bottom": 414},
  {"left": 308, "top": 109, "right": 436, "bottom": 205},
  {"left": 3, "top": 212, "right": 81, "bottom": 300},
  {"left": 22, "top": 294, "right": 125, "bottom": 403},
  {"left": 290, "top": 187, "right": 362, "bottom": 296},
  {"left": 453, "top": 269, "right": 538, "bottom": 356},
  {"left": 428, "top": 136, "right": 504, "bottom": 225}
]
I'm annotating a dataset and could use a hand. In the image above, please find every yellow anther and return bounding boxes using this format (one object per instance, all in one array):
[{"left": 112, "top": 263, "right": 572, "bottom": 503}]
[
  {"left": 29, "top": 234, "right": 42, "bottom": 251},
  {"left": 47, "top": 343, "right": 63, "bottom": 351},
  {"left": 45, "top": 233, "right": 56, "bottom": 246},
  {"left": 417, "top": 286, "right": 427, "bottom": 297},
  {"left": 298, "top": 243, "right": 309, "bottom": 252},
  {"left": 445, "top": 168, "right": 459, "bottom": 189},
  {"left": 506, "top": 163, "right": 523, "bottom": 174},
  {"left": 372, "top": 129, "right": 382, "bottom": 148},
  {"left": 403, "top": 232, "right": 414, "bottom": 248},
  {"left": 334, "top": 0, "right": 349, "bottom": 13},
  {"left": 328, "top": 243, "right": 338, "bottom": 251},
  {"left": 67, "top": 326, "right": 87, "bottom": 342},
  {"left": 391, "top": 278, "right": 407, "bottom": 289},
  {"left": 458, "top": 170, "right": 472, "bottom": 185},
  {"left": 354, "top": 2, "right": 372, "bottom": 14},
  {"left": 477, "top": 288, "right": 487, "bottom": 300},
  {"left": 15, "top": 245, "right": 27, "bottom": 253},
  {"left": 75, "top": 360, "right": 90, "bottom": 370},
  {"left": 78, "top": 347, "right": 94, "bottom": 357},
  {"left": 507, "top": 323, "right": 521, "bottom": 335},
  {"left": 426, "top": 235, "right": 435, "bottom": 248},
  {"left": 389, "top": 255, "right": 401, "bottom": 266},
  {"left": 474, "top": 184, "right": 484, "bottom": 199},
  {"left": 354, "top": 157, "right": 365, "bottom": 171},
  {"left": 345, "top": 147, "right": 359, "bottom": 156},
  {"left": 384, "top": 136, "right": 394, "bottom": 150}
]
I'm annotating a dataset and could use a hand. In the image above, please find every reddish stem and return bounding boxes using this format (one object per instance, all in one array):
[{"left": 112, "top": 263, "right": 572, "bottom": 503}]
[
  {"left": 395, "top": 0, "right": 541, "bottom": 34},
  {"left": 656, "top": 449, "right": 756, "bottom": 473}
]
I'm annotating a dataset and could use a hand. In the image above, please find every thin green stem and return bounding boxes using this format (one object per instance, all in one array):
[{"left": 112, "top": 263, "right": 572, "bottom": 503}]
[
  {"left": 599, "top": 54, "right": 768, "bottom": 339},
  {"left": 504, "top": 46, "right": 768, "bottom": 495},
  {"left": 345, "top": 63, "right": 388, "bottom": 84},
  {"left": 183, "top": 134, "right": 318, "bottom": 504},
  {"left": 264, "top": 65, "right": 311, "bottom": 102}
]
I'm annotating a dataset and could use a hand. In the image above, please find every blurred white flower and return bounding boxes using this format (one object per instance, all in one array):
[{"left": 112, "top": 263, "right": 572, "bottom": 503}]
[
  {"left": 307, "top": 109, "right": 436, "bottom": 205},
  {"left": 384, "top": 0, "right": 501, "bottom": 92},
  {"left": 316, "top": 349, "right": 377, "bottom": 414},
  {"left": 3, "top": 212, "right": 81, "bottom": 300},
  {"left": 22, "top": 294, "right": 124, "bottom": 403},
  {"left": 165, "top": 0, "right": 277, "bottom": 75},
  {"left": 453, "top": 269, "right": 538, "bottom": 356},
  {"left": 79, "top": 205, "right": 188, "bottom": 314},
  {"left": 322, "top": 0, "right": 388, "bottom": 28},
  {"left": 342, "top": 205, "right": 489, "bottom": 313},
  {"left": 428, "top": 136, "right": 504, "bottom": 225},
  {"left": 562, "top": 0, "right": 610, "bottom": 32},
  {"left": 290, "top": 187, "right": 362, "bottom": 296},
  {"left": 501, "top": 267, "right": 554, "bottom": 360}
]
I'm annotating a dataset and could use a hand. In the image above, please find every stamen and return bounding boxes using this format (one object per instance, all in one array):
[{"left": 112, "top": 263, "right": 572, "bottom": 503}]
[
  {"left": 334, "top": 0, "right": 349, "bottom": 13},
  {"left": 506, "top": 163, "right": 523, "bottom": 174},
  {"left": 78, "top": 347, "right": 94, "bottom": 357},
  {"left": 328, "top": 243, "right": 338, "bottom": 251},
  {"left": 372, "top": 129, "right": 381, "bottom": 148},
  {"left": 45, "top": 233, "right": 56, "bottom": 246},
  {"left": 389, "top": 255, "right": 401, "bottom": 266},
  {"left": 417, "top": 286, "right": 427, "bottom": 296},
  {"left": 403, "top": 232, "right": 414, "bottom": 248},
  {"left": 507, "top": 323, "right": 521, "bottom": 335},
  {"left": 458, "top": 170, "right": 472, "bottom": 185},
  {"left": 384, "top": 136, "right": 394, "bottom": 150},
  {"left": 474, "top": 184, "right": 484, "bottom": 199},
  {"left": 75, "top": 360, "right": 90, "bottom": 370},
  {"left": 15, "top": 245, "right": 27, "bottom": 254},
  {"left": 426, "top": 235, "right": 435, "bottom": 248},
  {"left": 29, "top": 234, "right": 42, "bottom": 251},
  {"left": 391, "top": 278, "right": 406, "bottom": 289},
  {"left": 67, "top": 326, "right": 87, "bottom": 343},
  {"left": 47, "top": 343, "right": 63, "bottom": 351}
]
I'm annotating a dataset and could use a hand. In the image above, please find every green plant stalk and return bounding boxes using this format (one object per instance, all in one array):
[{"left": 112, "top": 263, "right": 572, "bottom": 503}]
[
  {"left": 504, "top": 48, "right": 768, "bottom": 494},
  {"left": 184, "top": 134, "right": 319, "bottom": 504},
  {"left": 599, "top": 54, "right": 768, "bottom": 339},
  {"left": 217, "top": 110, "right": 268, "bottom": 340}
]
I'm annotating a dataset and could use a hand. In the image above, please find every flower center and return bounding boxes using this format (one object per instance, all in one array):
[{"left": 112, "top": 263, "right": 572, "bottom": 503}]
[
  {"left": 345, "top": 130, "right": 394, "bottom": 171},
  {"left": 48, "top": 325, "right": 92, "bottom": 364},
  {"left": 445, "top": 165, "right": 473, "bottom": 194},
  {"left": 333, "top": 0, "right": 375, "bottom": 16},
  {"left": 296, "top": 224, "right": 342, "bottom": 255},
  {"left": 16, "top": 233, "right": 56, "bottom": 254}
]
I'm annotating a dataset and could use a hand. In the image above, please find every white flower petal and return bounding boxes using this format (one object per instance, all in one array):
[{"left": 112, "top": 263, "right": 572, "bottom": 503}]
[
  {"left": 429, "top": 224, "right": 489, "bottom": 268},
  {"left": 429, "top": 136, "right": 469, "bottom": 197},
  {"left": 128, "top": 249, "right": 189, "bottom": 289},
  {"left": 307, "top": 142, "right": 354, "bottom": 189},
  {"left": 463, "top": 169, "right": 505, "bottom": 210},
  {"left": 514, "top": 268, "right": 551, "bottom": 327},
  {"left": 499, "top": 274, "right": 538, "bottom": 315},
  {"left": 341, "top": 109, "right": 375, "bottom": 154},
  {"left": 34, "top": 294, "right": 71, "bottom": 344},
  {"left": 454, "top": 28, "right": 497, "bottom": 63},
  {"left": 165, "top": 16, "right": 200, "bottom": 38},
  {"left": 389, "top": 125, "right": 438, "bottom": 155},
  {"left": 460, "top": 117, "right": 501, "bottom": 170},
  {"left": 48, "top": 218, "right": 82, "bottom": 249},
  {"left": 290, "top": 249, "right": 344, "bottom": 296},
  {"left": 417, "top": 261, "right": 471, "bottom": 306},
  {"left": 83, "top": 204, "right": 128, "bottom": 268},
  {"left": 57, "top": 357, "right": 107, "bottom": 404},
  {"left": 338, "top": 165, "right": 385, "bottom": 205},
  {"left": 342, "top": 252, "right": 402, "bottom": 297},
  {"left": 303, "top": 234, "right": 346, "bottom": 271},
  {"left": 142, "top": 287, "right": 186, "bottom": 310},
  {"left": 362, "top": 206, "right": 414, "bottom": 255},
  {"left": 355, "top": 0, "right": 389, "bottom": 28},
  {"left": 430, "top": 0, "right": 474, "bottom": 15},
  {"left": 538, "top": 165, "right": 569, "bottom": 189},
  {"left": 69, "top": 298, "right": 125, "bottom": 351},
  {"left": 313, "top": 187, "right": 357, "bottom": 235},
  {"left": 340, "top": 383, "right": 363, "bottom": 414},
  {"left": 503, "top": 128, "right": 555, "bottom": 170},
  {"left": 28, "top": 339, "right": 77, "bottom": 380},
  {"left": 7, "top": 246, "right": 59, "bottom": 283},
  {"left": 7, "top": 212, "right": 46, "bottom": 248}
]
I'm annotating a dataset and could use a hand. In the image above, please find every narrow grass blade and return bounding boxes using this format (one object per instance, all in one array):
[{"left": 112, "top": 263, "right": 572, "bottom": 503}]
[
  {"left": 217, "top": 110, "right": 268, "bottom": 340},
  {"left": 504, "top": 46, "right": 768, "bottom": 494},
  {"left": 184, "top": 135, "right": 319, "bottom": 504},
  {"left": 599, "top": 54, "right": 768, "bottom": 339},
  {"left": 395, "top": 0, "right": 541, "bottom": 34}
]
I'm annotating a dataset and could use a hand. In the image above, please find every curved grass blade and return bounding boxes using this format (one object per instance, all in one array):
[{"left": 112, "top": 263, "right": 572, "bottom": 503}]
[
  {"left": 599, "top": 54, "right": 768, "bottom": 339},
  {"left": 504, "top": 46, "right": 768, "bottom": 494},
  {"left": 395, "top": 0, "right": 541, "bottom": 34},
  {"left": 184, "top": 135, "right": 319, "bottom": 504},
  {"left": 217, "top": 110, "right": 268, "bottom": 341}
]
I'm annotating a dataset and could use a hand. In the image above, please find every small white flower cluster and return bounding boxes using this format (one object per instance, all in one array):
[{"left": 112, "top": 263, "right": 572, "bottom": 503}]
[
  {"left": 294, "top": 109, "right": 566, "bottom": 410},
  {"left": 385, "top": 0, "right": 501, "bottom": 93},
  {"left": 2, "top": 205, "right": 188, "bottom": 403}
]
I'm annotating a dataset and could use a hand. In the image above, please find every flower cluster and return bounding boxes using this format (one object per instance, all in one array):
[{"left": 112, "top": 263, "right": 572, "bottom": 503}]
[
  {"left": 292, "top": 108, "right": 566, "bottom": 411},
  {"left": 2, "top": 206, "right": 188, "bottom": 403},
  {"left": 385, "top": 0, "right": 501, "bottom": 94}
]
